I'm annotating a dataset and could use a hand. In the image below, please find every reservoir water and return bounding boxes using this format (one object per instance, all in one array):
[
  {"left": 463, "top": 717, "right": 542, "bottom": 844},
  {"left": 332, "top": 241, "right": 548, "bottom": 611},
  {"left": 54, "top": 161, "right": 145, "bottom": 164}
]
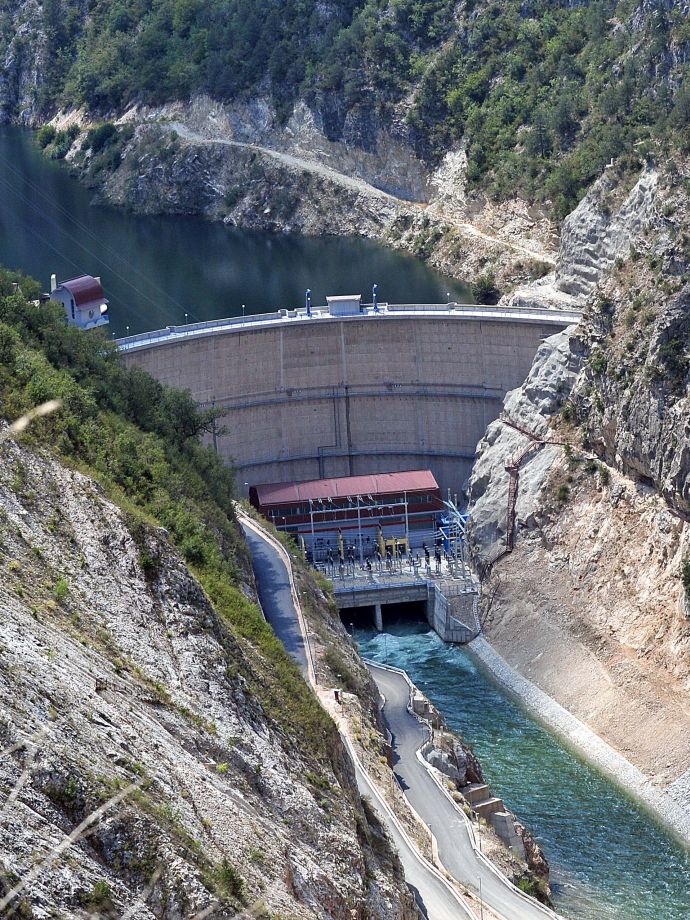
[
  {"left": 357, "top": 623, "right": 690, "bottom": 920},
  {"left": 2, "top": 124, "right": 688, "bottom": 918},
  {"left": 0, "top": 127, "right": 471, "bottom": 337}
]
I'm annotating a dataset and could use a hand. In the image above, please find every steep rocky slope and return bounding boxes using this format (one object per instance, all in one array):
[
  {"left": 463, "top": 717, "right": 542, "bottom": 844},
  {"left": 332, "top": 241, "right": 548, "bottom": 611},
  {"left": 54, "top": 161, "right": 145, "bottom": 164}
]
[
  {"left": 0, "top": 435, "right": 417, "bottom": 919},
  {"left": 466, "top": 159, "right": 690, "bottom": 829}
]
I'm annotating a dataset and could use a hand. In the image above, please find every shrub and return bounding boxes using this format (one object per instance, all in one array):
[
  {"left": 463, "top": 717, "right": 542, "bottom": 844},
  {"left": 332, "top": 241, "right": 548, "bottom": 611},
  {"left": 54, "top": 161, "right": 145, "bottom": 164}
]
[
  {"left": 471, "top": 271, "right": 500, "bottom": 305},
  {"left": 589, "top": 350, "right": 607, "bottom": 375},
  {"left": 207, "top": 859, "right": 244, "bottom": 902},
  {"left": 560, "top": 400, "right": 576, "bottom": 422},
  {"left": 86, "top": 122, "right": 118, "bottom": 153},
  {"left": 53, "top": 577, "right": 69, "bottom": 601},
  {"left": 46, "top": 131, "right": 73, "bottom": 159},
  {"left": 85, "top": 881, "right": 114, "bottom": 911},
  {"left": 36, "top": 125, "right": 56, "bottom": 148},
  {"left": 557, "top": 483, "right": 570, "bottom": 503}
]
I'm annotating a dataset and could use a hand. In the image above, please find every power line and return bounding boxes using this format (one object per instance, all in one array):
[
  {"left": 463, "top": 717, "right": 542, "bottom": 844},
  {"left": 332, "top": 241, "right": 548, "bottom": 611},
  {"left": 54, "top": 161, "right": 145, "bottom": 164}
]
[
  {"left": 0, "top": 169, "right": 202, "bottom": 322},
  {"left": 0, "top": 157, "right": 203, "bottom": 321}
]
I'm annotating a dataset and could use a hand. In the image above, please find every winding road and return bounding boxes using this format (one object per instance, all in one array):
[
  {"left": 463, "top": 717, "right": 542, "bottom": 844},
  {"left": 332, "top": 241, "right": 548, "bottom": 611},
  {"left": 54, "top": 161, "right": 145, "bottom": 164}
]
[
  {"left": 239, "top": 512, "right": 559, "bottom": 920},
  {"left": 370, "top": 664, "right": 557, "bottom": 920},
  {"left": 161, "top": 121, "right": 557, "bottom": 266}
]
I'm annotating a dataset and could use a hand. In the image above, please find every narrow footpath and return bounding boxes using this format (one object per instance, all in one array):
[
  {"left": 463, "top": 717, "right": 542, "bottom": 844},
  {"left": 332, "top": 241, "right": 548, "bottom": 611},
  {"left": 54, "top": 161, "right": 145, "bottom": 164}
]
[{"left": 239, "top": 512, "right": 559, "bottom": 920}]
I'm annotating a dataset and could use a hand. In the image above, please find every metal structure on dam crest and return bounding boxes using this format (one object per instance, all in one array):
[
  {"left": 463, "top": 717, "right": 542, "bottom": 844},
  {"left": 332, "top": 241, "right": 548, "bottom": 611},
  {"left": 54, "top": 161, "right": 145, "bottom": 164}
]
[{"left": 117, "top": 300, "right": 581, "bottom": 496}]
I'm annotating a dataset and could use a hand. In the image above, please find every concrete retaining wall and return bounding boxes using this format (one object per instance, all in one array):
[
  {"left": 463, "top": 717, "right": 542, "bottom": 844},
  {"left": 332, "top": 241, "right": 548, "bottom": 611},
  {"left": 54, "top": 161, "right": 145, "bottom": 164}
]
[{"left": 121, "top": 308, "right": 574, "bottom": 494}]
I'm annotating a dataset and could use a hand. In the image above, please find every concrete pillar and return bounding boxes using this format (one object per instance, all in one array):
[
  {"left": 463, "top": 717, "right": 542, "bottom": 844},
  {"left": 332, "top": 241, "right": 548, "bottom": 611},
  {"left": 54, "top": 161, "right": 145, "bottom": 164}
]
[{"left": 374, "top": 603, "right": 383, "bottom": 632}]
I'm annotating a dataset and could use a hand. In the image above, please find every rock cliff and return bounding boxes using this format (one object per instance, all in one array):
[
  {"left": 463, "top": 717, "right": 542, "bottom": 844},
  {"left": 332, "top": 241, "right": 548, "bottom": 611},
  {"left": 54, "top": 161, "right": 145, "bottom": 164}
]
[
  {"left": 466, "top": 159, "right": 690, "bottom": 834},
  {"left": 0, "top": 437, "right": 416, "bottom": 919}
]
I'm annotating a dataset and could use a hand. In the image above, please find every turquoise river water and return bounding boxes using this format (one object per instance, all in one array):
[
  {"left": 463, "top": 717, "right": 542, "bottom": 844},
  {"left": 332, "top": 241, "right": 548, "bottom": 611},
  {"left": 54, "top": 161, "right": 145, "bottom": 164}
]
[
  {"left": 1, "top": 125, "right": 688, "bottom": 919},
  {"left": 356, "top": 623, "right": 690, "bottom": 920}
]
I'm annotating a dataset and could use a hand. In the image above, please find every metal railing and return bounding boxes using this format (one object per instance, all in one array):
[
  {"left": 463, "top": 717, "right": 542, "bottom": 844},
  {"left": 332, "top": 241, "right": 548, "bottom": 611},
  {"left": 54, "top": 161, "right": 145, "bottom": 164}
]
[{"left": 115, "top": 301, "right": 582, "bottom": 350}]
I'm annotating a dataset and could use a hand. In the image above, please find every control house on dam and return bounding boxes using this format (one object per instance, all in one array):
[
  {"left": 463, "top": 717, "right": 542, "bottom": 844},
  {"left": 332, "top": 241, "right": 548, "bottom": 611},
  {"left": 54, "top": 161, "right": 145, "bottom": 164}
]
[{"left": 119, "top": 297, "right": 579, "bottom": 496}]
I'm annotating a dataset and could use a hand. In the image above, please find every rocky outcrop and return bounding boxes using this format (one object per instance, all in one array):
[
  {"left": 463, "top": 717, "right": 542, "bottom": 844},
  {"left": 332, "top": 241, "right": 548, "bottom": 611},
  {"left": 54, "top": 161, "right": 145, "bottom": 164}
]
[
  {"left": 466, "top": 158, "right": 690, "bottom": 837},
  {"left": 0, "top": 437, "right": 415, "bottom": 919},
  {"left": 425, "top": 736, "right": 483, "bottom": 789},
  {"left": 500, "top": 165, "right": 659, "bottom": 313},
  {"left": 467, "top": 327, "right": 584, "bottom": 561},
  {"left": 556, "top": 166, "right": 659, "bottom": 298},
  {"left": 125, "top": 95, "right": 430, "bottom": 203},
  {"left": 0, "top": 0, "right": 46, "bottom": 122}
]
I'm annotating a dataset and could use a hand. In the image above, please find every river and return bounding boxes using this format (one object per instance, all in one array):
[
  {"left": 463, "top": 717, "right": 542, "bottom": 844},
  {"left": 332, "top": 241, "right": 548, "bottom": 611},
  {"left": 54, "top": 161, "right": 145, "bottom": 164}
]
[
  {"left": 0, "top": 127, "right": 471, "bottom": 337},
  {"left": 356, "top": 623, "right": 690, "bottom": 920},
  {"left": 2, "top": 125, "right": 688, "bottom": 919}
]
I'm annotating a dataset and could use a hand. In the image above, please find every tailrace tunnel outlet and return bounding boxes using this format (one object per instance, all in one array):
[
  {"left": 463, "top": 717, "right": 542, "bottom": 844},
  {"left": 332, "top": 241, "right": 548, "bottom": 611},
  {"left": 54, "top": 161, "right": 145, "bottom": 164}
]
[{"left": 341, "top": 600, "right": 428, "bottom": 632}]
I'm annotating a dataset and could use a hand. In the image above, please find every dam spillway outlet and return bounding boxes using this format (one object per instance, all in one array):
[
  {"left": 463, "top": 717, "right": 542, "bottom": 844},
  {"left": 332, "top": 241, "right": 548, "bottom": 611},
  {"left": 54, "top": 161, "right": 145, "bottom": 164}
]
[{"left": 340, "top": 600, "right": 429, "bottom": 633}]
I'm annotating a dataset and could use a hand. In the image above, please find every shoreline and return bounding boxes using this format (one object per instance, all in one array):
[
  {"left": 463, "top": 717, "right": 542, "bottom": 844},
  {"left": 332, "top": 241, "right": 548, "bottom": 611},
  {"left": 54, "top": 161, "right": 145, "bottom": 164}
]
[{"left": 467, "top": 635, "right": 690, "bottom": 848}]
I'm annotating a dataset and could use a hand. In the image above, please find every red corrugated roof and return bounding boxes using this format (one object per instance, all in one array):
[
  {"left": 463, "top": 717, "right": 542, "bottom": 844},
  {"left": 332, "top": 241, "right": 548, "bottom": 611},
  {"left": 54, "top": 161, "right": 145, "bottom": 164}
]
[
  {"left": 59, "top": 275, "right": 106, "bottom": 307},
  {"left": 254, "top": 470, "right": 439, "bottom": 506}
]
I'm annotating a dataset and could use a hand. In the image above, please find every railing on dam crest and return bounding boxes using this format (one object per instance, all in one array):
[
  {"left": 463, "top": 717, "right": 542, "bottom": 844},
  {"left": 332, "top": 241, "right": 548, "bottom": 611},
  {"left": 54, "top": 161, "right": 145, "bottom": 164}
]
[{"left": 116, "top": 301, "right": 582, "bottom": 351}]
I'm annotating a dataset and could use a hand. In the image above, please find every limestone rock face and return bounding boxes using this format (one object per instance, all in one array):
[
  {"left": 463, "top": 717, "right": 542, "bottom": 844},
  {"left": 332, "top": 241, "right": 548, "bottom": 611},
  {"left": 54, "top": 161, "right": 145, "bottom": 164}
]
[
  {"left": 580, "top": 290, "right": 690, "bottom": 516},
  {"left": 0, "top": 438, "right": 414, "bottom": 920},
  {"left": 0, "top": 0, "right": 46, "bottom": 122},
  {"left": 556, "top": 167, "right": 658, "bottom": 298},
  {"left": 467, "top": 327, "right": 583, "bottom": 561}
]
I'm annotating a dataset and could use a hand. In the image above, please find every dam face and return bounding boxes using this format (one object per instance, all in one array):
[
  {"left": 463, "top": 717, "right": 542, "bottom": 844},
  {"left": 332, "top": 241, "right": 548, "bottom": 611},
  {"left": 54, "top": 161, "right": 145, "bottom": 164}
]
[{"left": 120, "top": 305, "right": 577, "bottom": 494}]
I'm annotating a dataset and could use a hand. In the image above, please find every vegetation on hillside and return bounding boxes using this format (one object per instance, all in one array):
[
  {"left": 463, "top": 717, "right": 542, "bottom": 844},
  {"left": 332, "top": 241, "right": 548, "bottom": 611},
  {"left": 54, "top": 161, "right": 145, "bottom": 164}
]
[
  {"left": 0, "top": 267, "right": 336, "bottom": 763},
  {"left": 12, "top": 0, "right": 690, "bottom": 217}
]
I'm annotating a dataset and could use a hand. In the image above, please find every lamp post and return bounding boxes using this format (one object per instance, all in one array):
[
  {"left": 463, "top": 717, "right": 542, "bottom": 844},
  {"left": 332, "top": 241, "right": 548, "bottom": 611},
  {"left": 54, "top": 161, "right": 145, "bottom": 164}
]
[
  {"left": 309, "top": 499, "right": 315, "bottom": 555},
  {"left": 356, "top": 495, "right": 363, "bottom": 564},
  {"left": 305, "top": 288, "right": 312, "bottom": 318},
  {"left": 403, "top": 491, "right": 410, "bottom": 553},
  {"left": 373, "top": 283, "right": 379, "bottom": 313},
  {"left": 184, "top": 311, "right": 188, "bottom": 324},
  {"left": 242, "top": 304, "right": 245, "bottom": 320}
]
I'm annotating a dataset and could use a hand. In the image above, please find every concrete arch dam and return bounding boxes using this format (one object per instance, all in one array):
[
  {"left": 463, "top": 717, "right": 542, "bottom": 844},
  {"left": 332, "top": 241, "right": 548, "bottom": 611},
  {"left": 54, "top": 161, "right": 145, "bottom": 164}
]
[{"left": 119, "top": 303, "right": 579, "bottom": 493}]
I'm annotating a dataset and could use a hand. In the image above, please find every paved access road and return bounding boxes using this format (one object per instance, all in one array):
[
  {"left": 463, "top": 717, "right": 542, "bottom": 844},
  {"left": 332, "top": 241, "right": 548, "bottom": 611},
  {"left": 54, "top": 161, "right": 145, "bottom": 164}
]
[
  {"left": 241, "top": 516, "right": 557, "bottom": 920},
  {"left": 370, "top": 663, "right": 557, "bottom": 920},
  {"left": 241, "top": 521, "right": 309, "bottom": 675},
  {"left": 241, "top": 517, "right": 479, "bottom": 919}
]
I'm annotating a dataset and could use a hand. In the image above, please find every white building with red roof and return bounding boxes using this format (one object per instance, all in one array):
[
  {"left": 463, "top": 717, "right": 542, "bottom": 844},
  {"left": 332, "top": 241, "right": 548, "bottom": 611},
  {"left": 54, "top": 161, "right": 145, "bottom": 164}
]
[{"left": 50, "top": 274, "right": 109, "bottom": 330}]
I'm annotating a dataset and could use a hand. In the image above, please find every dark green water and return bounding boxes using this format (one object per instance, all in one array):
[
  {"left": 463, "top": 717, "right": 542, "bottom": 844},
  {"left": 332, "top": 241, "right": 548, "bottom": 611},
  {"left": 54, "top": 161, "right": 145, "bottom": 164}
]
[
  {"left": 0, "top": 127, "right": 471, "bottom": 336},
  {"left": 357, "top": 623, "right": 690, "bottom": 920}
]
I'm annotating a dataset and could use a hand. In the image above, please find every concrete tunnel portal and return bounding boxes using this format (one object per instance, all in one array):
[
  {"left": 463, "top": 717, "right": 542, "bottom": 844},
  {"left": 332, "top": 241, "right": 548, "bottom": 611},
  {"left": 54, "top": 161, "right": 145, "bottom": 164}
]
[{"left": 340, "top": 600, "right": 429, "bottom": 632}]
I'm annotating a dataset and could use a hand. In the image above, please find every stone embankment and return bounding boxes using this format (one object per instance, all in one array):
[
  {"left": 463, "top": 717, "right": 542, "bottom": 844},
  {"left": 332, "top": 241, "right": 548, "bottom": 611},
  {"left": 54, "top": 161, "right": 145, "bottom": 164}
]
[{"left": 408, "top": 681, "right": 552, "bottom": 901}]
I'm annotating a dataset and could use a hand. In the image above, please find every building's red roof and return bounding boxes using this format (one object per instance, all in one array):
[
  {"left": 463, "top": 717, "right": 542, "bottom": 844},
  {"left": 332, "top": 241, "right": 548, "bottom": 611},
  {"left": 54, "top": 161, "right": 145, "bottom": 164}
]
[
  {"left": 253, "top": 470, "right": 439, "bottom": 507},
  {"left": 59, "top": 275, "right": 106, "bottom": 307}
]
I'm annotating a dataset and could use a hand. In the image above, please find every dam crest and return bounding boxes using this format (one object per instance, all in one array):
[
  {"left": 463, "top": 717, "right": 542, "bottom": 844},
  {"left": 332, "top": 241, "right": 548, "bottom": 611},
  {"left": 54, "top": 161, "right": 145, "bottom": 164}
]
[{"left": 118, "top": 300, "right": 580, "bottom": 495}]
